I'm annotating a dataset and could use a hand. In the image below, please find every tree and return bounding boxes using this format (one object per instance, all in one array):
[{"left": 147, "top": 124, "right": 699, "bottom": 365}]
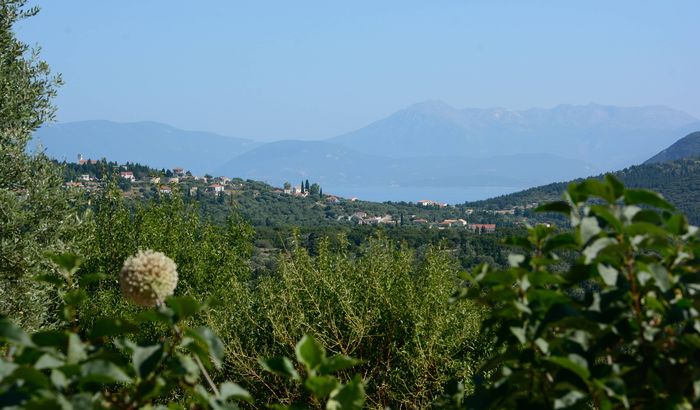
[
  {"left": 305, "top": 179, "right": 310, "bottom": 192},
  {"left": 0, "top": 0, "right": 85, "bottom": 330},
  {"left": 301, "top": 179, "right": 305, "bottom": 193},
  {"left": 283, "top": 181, "right": 291, "bottom": 190},
  {"left": 309, "top": 183, "right": 320, "bottom": 196}
]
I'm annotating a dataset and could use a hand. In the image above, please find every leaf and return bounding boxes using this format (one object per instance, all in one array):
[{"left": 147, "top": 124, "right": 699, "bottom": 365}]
[
  {"left": 597, "top": 264, "right": 619, "bottom": 286},
  {"left": 623, "top": 189, "right": 674, "bottom": 210},
  {"left": 319, "top": 355, "right": 362, "bottom": 374},
  {"left": 48, "top": 253, "right": 83, "bottom": 274},
  {"left": 545, "top": 354, "right": 590, "bottom": 381},
  {"left": 35, "top": 354, "right": 65, "bottom": 370},
  {"left": 80, "top": 360, "right": 132, "bottom": 384},
  {"left": 132, "top": 344, "right": 163, "bottom": 378},
  {"left": 166, "top": 296, "right": 201, "bottom": 321},
  {"left": 543, "top": 233, "right": 578, "bottom": 254},
  {"left": 295, "top": 335, "right": 325, "bottom": 374},
  {"left": 554, "top": 390, "right": 586, "bottom": 409},
  {"left": 67, "top": 333, "right": 87, "bottom": 364},
  {"left": 189, "top": 327, "right": 225, "bottom": 368},
  {"left": 583, "top": 237, "right": 617, "bottom": 264},
  {"left": 0, "top": 319, "right": 34, "bottom": 346},
  {"left": 219, "top": 381, "right": 253, "bottom": 403},
  {"left": 646, "top": 264, "right": 672, "bottom": 292},
  {"left": 509, "top": 326, "right": 527, "bottom": 344},
  {"left": 326, "top": 374, "right": 365, "bottom": 410},
  {"left": 32, "top": 331, "right": 68, "bottom": 355},
  {"left": 579, "top": 216, "right": 601, "bottom": 245},
  {"left": 259, "top": 357, "right": 299, "bottom": 380},
  {"left": 535, "top": 201, "right": 572, "bottom": 215},
  {"left": 33, "top": 274, "right": 64, "bottom": 286},
  {"left": 305, "top": 375, "right": 339, "bottom": 399}
]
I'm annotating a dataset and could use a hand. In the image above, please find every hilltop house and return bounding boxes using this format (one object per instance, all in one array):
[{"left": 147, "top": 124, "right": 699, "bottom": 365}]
[
  {"left": 325, "top": 196, "right": 340, "bottom": 204},
  {"left": 418, "top": 199, "right": 447, "bottom": 208},
  {"left": 208, "top": 183, "right": 225, "bottom": 193},
  {"left": 468, "top": 223, "right": 496, "bottom": 233},
  {"left": 172, "top": 167, "right": 185, "bottom": 177},
  {"left": 159, "top": 185, "right": 172, "bottom": 194},
  {"left": 119, "top": 171, "right": 135, "bottom": 182},
  {"left": 77, "top": 154, "right": 98, "bottom": 165},
  {"left": 150, "top": 176, "right": 161, "bottom": 184}
]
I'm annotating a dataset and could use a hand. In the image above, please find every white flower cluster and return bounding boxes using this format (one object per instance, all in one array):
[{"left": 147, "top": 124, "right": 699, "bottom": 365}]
[{"left": 119, "top": 250, "right": 178, "bottom": 307}]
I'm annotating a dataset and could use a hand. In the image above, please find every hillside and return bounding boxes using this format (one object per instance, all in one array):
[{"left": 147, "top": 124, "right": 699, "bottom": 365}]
[
  {"left": 329, "top": 101, "right": 698, "bottom": 170},
  {"left": 465, "top": 158, "right": 700, "bottom": 224},
  {"left": 31, "top": 120, "right": 260, "bottom": 175},
  {"left": 645, "top": 131, "right": 700, "bottom": 164}
]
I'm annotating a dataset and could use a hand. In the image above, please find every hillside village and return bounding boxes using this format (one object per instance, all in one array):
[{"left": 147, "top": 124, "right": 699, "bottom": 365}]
[{"left": 61, "top": 154, "right": 536, "bottom": 230}]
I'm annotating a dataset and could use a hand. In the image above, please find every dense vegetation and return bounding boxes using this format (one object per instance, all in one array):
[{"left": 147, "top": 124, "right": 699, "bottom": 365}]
[{"left": 466, "top": 157, "right": 700, "bottom": 224}]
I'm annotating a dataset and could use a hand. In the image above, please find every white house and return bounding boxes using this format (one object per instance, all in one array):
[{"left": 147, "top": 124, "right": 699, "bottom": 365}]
[
  {"left": 120, "top": 171, "right": 135, "bottom": 181},
  {"left": 208, "top": 184, "right": 225, "bottom": 193}
]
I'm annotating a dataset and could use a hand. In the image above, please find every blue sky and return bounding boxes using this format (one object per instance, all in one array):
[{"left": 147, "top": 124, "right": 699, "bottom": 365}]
[{"left": 16, "top": 1, "right": 700, "bottom": 141}]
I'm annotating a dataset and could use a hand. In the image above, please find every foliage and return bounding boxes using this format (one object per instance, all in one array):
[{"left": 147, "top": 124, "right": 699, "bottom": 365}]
[
  {"left": 454, "top": 175, "right": 700, "bottom": 408},
  {"left": 259, "top": 334, "right": 366, "bottom": 409},
  {"left": 0, "top": 253, "right": 253, "bottom": 409},
  {"left": 220, "top": 234, "right": 486, "bottom": 408},
  {"left": 0, "top": 0, "right": 86, "bottom": 331},
  {"left": 465, "top": 158, "right": 700, "bottom": 224}
]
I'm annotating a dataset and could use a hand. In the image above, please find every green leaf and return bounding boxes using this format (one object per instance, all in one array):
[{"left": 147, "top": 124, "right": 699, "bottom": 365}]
[
  {"left": 219, "top": 381, "right": 253, "bottom": 403},
  {"left": 319, "top": 355, "right": 362, "bottom": 374},
  {"left": 583, "top": 237, "right": 617, "bottom": 264},
  {"left": 326, "top": 374, "right": 365, "bottom": 410},
  {"left": 597, "top": 264, "right": 619, "bottom": 286},
  {"left": 579, "top": 216, "right": 601, "bottom": 244},
  {"left": 0, "top": 319, "right": 34, "bottom": 346},
  {"left": 132, "top": 344, "right": 163, "bottom": 378},
  {"left": 48, "top": 253, "right": 83, "bottom": 274},
  {"left": 545, "top": 354, "right": 590, "bottom": 381},
  {"left": 80, "top": 360, "right": 132, "bottom": 384},
  {"left": 305, "top": 375, "right": 339, "bottom": 399},
  {"left": 35, "top": 354, "right": 64, "bottom": 370},
  {"left": 535, "top": 201, "right": 572, "bottom": 215},
  {"left": 166, "top": 296, "right": 201, "bottom": 321},
  {"left": 63, "top": 289, "right": 87, "bottom": 306},
  {"left": 509, "top": 326, "right": 527, "bottom": 344},
  {"left": 32, "top": 330, "right": 68, "bottom": 348},
  {"left": 189, "top": 326, "right": 225, "bottom": 368},
  {"left": 67, "top": 333, "right": 87, "bottom": 364},
  {"left": 33, "top": 274, "right": 64, "bottom": 286},
  {"left": 646, "top": 264, "right": 672, "bottom": 292},
  {"left": 623, "top": 189, "right": 674, "bottom": 210},
  {"left": 296, "top": 334, "right": 326, "bottom": 372},
  {"left": 259, "top": 357, "right": 300, "bottom": 380}
]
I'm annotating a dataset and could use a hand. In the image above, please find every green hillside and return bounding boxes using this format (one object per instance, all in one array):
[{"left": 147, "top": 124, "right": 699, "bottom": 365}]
[
  {"left": 464, "top": 158, "right": 700, "bottom": 224},
  {"left": 645, "top": 130, "right": 700, "bottom": 164}
]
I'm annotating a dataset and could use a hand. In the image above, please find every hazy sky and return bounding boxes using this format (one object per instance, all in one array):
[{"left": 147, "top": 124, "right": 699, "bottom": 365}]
[{"left": 16, "top": 1, "right": 700, "bottom": 141}]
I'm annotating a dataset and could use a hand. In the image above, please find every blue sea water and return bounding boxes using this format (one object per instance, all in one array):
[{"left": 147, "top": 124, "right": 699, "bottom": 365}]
[{"left": 327, "top": 186, "right": 522, "bottom": 205}]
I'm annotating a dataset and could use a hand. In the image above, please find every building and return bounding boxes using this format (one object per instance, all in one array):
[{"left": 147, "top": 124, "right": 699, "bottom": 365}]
[
  {"left": 168, "top": 177, "right": 179, "bottom": 184},
  {"left": 208, "top": 183, "right": 225, "bottom": 193},
  {"left": 77, "top": 153, "right": 98, "bottom": 165},
  {"left": 468, "top": 223, "right": 496, "bottom": 233},
  {"left": 79, "top": 174, "right": 91, "bottom": 182},
  {"left": 119, "top": 171, "right": 135, "bottom": 181},
  {"left": 325, "top": 196, "right": 340, "bottom": 204},
  {"left": 150, "top": 176, "right": 161, "bottom": 184},
  {"left": 172, "top": 167, "right": 185, "bottom": 176},
  {"left": 159, "top": 185, "right": 172, "bottom": 194}
]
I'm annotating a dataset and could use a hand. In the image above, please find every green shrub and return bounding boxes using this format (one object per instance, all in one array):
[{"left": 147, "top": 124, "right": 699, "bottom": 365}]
[{"left": 453, "top": 175, "right": 700, "bottom": 409}]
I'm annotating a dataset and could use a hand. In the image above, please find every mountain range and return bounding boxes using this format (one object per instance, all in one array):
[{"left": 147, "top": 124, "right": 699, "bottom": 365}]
[{"left": 31, "top": 102, "right": 700, "bottom": 202}]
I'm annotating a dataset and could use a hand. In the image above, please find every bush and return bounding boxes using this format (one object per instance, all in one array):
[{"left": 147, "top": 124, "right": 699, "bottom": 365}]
[{"left": 453, "top": 176, "right": 700, "bottom": 409}]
